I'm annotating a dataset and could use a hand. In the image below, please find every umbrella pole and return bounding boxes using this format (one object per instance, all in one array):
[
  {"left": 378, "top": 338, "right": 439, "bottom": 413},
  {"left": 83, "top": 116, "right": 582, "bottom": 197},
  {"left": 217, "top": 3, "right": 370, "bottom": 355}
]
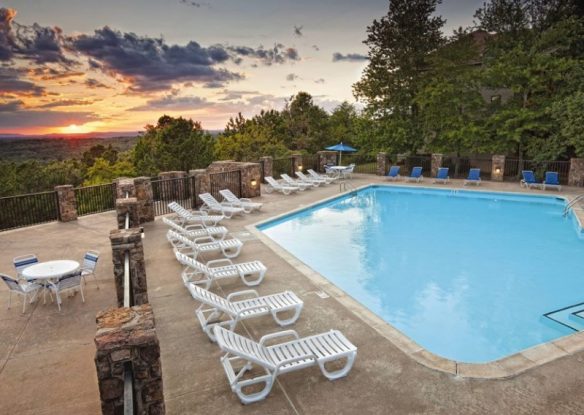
[{"left": 339, "top": 151, "right": 342, "bottom": 166}]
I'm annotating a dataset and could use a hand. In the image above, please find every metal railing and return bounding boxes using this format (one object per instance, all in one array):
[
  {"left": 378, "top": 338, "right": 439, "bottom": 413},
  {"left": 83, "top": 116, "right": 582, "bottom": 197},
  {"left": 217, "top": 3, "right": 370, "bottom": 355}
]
[
  {"left": 402, "top": 155, "right": 432, "bottom": 175},
  {"left": 0, "top": 190, "right": 59, "bottom": 231},
  {"left": 563, "top": 194, "right": 584, "bottom": 217},
  {"left": 341, "top": 154, "right": 377, "bottom": 174},
  {"left": 442, "top": 156, "right": 492, "bottom": 179},
  {"left": 272, "top": 157, "right": 293, "bottom": 178},
  {"left": 209, "top": 170, "right": 242, "bottom": 202},
  {"left": 300, "top": 154, "right": 319, "bottom": 173},
  {"left": 151, "top": 176, "right": 196, "bottom": 215},
  {"left": 75, "top": 182, "right": 117, "bottom": 216},
  {"left": 504, "top": 159, "right": 571, "bottom": 184}
]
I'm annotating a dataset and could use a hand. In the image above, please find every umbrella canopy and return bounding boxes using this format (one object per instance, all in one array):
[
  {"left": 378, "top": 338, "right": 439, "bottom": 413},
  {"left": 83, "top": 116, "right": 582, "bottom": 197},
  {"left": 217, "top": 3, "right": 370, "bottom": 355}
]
[{"left": 325, "top": 142, "right": 357, "bottom": 165}]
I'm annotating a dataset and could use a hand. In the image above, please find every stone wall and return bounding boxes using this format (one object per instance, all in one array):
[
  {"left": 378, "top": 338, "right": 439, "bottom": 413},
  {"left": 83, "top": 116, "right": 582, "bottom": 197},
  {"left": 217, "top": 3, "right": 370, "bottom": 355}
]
[
  {"left": 55, "top": 185, "right": 77, "bottom": 222},
  {"left": 491, "top": 155, "right": 505, "bottom": 181},
  {"left": 259, "top": 156, "right": 273, "bottom": 182},
  {"left": 95, "top": 304, "right": 165, "bottom": 415},
  {"left": 377, "top": 152, "right": 390, "bottom": 176},
  {"left": 133, "top": 177, "right": 155, "bottom": 223},
  {"left": 116, "top": 198, "right": 140, "bottom": 230},
  {"left": 317, "top": 151, "right": 337, "bottom": 172},
  {"left": 110, "top": 228, "right": 148, "bottom": 307},
  {"left": 115, "top": 178, "right": 136, "bottom": 199},
  {"left": 569, "top": 158, "right": 584, "bottom": 187},
  {"left": 207, "top": 161, "right": 261, "bottom": 198},
  {"left": 431, "top": 154, "right": 444, "bottom": 177}
]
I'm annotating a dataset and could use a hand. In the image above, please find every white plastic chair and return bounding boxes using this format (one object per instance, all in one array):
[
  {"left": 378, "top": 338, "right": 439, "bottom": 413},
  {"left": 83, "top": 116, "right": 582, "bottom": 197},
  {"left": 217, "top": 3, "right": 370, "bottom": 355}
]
[
  {"left": 168, "top": 202, "right": 225, "bottom": 226},
  {"left": 48, "top": 273, "right": 85, "bottom": 311},
  {"left": 340, "top": 164, "right": 355, "bottom": 179},
  {"left": 280, "top": 174, "right": 314, "bottom": 190},
  {"left": 307, "top": 169, "right": 336, "bottom": 183},
  {"left": 13, "top": 254, "right": 39, "bottom": 277},
  {"left": 168, "top": 230, "right": 243, "bottom": 259},
  {"left": 199, "top": 193, "right": 245, "bottom": 218},
  {"left": 296, "top": 171, "right": 324, "bottom": 186},
  {"left": 81, "top": 250, "right": 100, "bottom": 289},
  {"left": 162, "top": 216, "right": 228, "bottom": 240},
  {"left": 215, "top": 326, "right": 357, "bottom": 404},
  {"left": 219, "top": 189, "right": 263, "bottom": 213},
  {"left": 264, "top": 177, "right": 299, "bottom": 195},
  {"left": 187, "top": 283, "right": 303, "bottom": 341},
  {"left": 1, "top": 274, "right": 42, "bottom": 313}
]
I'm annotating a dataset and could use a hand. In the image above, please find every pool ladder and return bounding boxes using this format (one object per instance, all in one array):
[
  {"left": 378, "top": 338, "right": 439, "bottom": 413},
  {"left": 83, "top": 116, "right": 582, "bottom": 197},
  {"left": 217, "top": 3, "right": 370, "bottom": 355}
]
[{"left": 562, "top": 194, "right": 584, "bottom": 217}]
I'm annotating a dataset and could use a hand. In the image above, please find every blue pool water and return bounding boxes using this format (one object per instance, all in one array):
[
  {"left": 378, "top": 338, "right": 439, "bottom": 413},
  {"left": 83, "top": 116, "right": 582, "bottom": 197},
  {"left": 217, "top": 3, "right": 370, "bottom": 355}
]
[{"left": 259, "top": 186, "right": 584, "bottom": 363}]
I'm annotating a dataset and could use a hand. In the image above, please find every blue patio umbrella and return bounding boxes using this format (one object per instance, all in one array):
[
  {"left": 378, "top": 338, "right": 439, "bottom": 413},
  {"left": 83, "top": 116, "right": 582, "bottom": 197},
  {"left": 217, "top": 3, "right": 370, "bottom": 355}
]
[{"left": 326, "top": 142, "right": 357, "bottom": 165}]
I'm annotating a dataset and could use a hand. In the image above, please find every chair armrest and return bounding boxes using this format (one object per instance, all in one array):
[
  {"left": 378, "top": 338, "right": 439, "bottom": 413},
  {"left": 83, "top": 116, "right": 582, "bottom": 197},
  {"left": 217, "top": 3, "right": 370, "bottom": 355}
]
[
  {"left": 235, "top": 304, "right": 269, "bottom": 318},
  {"left": 193, "top": 236, "right": 215, "bottom": 244},
  {"left": 206, "top": 258, "right": 234, "bottom": 268},
  {"left": 227, "top": 289, "right": 259, "bottom": 301},
  {"left": 259, "top": 330, "right": 300, "bottom": 346}
]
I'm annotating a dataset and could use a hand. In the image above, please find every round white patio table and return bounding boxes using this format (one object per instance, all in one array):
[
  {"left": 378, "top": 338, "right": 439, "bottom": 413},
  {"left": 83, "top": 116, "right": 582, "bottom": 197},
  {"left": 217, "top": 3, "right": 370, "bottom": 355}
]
[{"left": 22, "top": 260, "right": 80, "bottom": 281}]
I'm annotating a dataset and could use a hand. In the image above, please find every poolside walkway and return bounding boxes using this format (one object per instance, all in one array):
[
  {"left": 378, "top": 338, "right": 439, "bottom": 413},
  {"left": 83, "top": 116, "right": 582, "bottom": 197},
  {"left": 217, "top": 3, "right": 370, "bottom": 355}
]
[{"left": 1, "top": 176, "right": 584, "bottom": 414}]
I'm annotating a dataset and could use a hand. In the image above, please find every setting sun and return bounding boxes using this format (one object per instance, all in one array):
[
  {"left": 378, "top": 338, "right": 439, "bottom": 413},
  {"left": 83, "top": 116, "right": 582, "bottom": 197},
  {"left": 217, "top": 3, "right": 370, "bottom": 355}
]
[{"left": 61, "top": 124, "right": 92, "bottom": 134}]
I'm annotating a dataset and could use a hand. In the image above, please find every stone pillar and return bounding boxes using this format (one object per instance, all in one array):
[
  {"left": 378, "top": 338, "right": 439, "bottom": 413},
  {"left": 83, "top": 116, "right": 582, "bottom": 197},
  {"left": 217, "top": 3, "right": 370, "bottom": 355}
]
[
  {"left": 110, "top": 228, "right": 148, "bottom": 307},
  {"left": 568, "top": 158, "right": 584, "bottom": 187},
  {"left": 290, "top": 154, "right": 303, "bottom": 175},
  {"left": 239, "top": 163, "right": 261, "bottom": 198},
  {"left": 431, "top": 154, "right": 444, "bottom": 177},
  {"left": 55, "top": 185, "right": 77, "bottom": 222},
  {"left": 259, "top": 156, "right": 273, "bottom": 182},
  {"left": 491, "top": 155, "right": 505, "bottom": 181},
  {"left": 115, "top": 178, "right": 136, "bottom": 199},
  {"left": 158, "top": 171, "right": 187, "bottom": 201},
  {"left": 133, "top": 177, "right": 155, "bottom": 223},
  {"left": 95, "top": 304, "right": 165, "bottom": 415},
  {"left": 317, "top": 151, "right": 338, "bottom": 172},
  {"left": 191, "top": 169, "right": 210, "bottom": 209},
  {"left": 116, "top": 198, "right": 140, "bottom": 230},
  {"left": 376, "top": 152, "right": 390, "bottom": 176}
]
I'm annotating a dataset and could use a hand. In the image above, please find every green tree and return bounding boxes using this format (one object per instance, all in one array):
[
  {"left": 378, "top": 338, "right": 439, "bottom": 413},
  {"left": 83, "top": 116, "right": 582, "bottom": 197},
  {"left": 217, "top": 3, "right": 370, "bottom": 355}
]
[
  {"left": 84, "top": 154, "right": 136, "bottom": 185},
  {"left": 329, "top": 102, "right": 358, "bottom": 145},
  {"left": 282, "top": 92, "right": 331, "bottom": 153},
  {"left": 133, "top": 115, "right": 215, "bottom": 175}
]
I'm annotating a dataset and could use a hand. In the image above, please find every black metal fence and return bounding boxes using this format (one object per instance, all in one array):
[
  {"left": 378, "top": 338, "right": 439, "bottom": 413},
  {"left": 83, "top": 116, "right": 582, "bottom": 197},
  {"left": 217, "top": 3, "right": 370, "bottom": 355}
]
[
  {"left": 209, "top": 170, "right": 242, "bottom": 202},
  {"left": 0, "top": 190, "right": 59, "bottom": 231},
  {"left": 341, "top": 154, "right": 377, "bottom": 174},
  {"left": 400, "top": 155, "right": 432, "bottom": 175},
  {"left": 300, "top": 154, "right": 319, "bottom": 173},
  {"left": 75, "top": 183, "right": 117, "bottom": 216},
  {"left": 272, "top": 157, "right": 293, "bottom": 178},
  {"left": 151, "top": 176, "right": 197, "bottom": 216},
  {"left": 442, "top": 156, "right": 492, "bottom": 179},
  {"left": 504, "top": 159, "right": 571, "bottom": 184}
]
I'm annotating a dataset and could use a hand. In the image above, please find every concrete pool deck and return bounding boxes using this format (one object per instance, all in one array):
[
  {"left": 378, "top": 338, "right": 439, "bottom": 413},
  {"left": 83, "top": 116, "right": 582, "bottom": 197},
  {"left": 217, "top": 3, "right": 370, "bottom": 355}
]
[{"left": 1, "top": 175, "right": 584, "bottom": 414}]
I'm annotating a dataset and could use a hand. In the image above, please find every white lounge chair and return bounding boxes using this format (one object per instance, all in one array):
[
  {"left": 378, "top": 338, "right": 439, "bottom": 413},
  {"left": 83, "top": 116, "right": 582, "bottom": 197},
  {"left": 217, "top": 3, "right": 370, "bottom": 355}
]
[
  {"left": 215, "top": 326, "right": 357, "bottom": 404},
  {"left": 162, "top": 216, "right": 227, "bottom": 240},
  {"left": 168, "top": 230, "right": 243, "bottom": 259},
  {"left": 1, "top": 274, "right": 42, "bottom": 313},
  {"left": 307, "top": 169, "right": 337, "bottom": 183},
  {"left": 187, "top": 283, "right": 303, "bottom": 341},
  {"left": 340, "top": 164, "right": 355, "bottom": 179},
  {"left": 281, "top": 174, "right": 314, "bottom": 190},
  {"left": 199, "top": 193, "right": 245, "bottom": 218},
  {"left": 80, "top": 250, "right": 100, "bottom": 289},
  {"left": 264, "top": 177, "right": 299, "bottom": 195},
  {"left": 168, "top": 202, "right": 225, "bottom": 226},
  {"left": 296, "top": 171, "right": 324, "bottom": 186},
  {"left": 219, "top": 189, "right": 263, "bottom": 213},
  {"left": 175, "top": 251, "right": 266, "bottom": 289}
]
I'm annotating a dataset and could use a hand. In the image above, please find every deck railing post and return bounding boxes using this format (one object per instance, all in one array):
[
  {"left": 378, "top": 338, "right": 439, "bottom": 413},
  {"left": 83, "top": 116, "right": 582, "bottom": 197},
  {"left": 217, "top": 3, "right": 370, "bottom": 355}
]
[
  {"left": 568, "top": 158, "right": 584, "bottom": 187},
  {"left": 259, "top": 156, "right": 273, "bottom": 182},
  {"left": 431, "top": 154, "right": 443, "bottom": 178},
  {"left": 377, "top": 152, "right": 390, "bottom": 176},
  {"left": 55, "top": 185, "right": 78, "bottom": 222},
  {"left": 491, "top": 155, "right": 505, "bottom": 182}
]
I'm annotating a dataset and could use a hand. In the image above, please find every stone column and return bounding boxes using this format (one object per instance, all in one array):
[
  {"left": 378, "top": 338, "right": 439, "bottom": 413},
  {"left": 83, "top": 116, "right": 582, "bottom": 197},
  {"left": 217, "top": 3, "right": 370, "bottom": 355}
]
[
  {"left": 191, "top": 169, "right": 210, "bottom": 209},
  {"left": 290, "top": 154, "right": 303, "bottom": 175},
  {"left": 110, "top": 228, "right": 148, "bottom": 307},
  {"left": 491, "top": 155, "right": 505, "bottom": 181},
  {"left": 376, "top": 152, "right": 390, "bottom": 176},
  {"left": 133, "top": 177, "right": 154, "bottom": 223},
  {"left": 431, "top": 154, "right": 444, "bottom": 177},
  {"left": 259, "top": 156, "right": 273, "bottom": 182},
  {"left": 55, "top": 185, "right": 78, "bottom": 222},
  {"left": 115, "top": 178, "right": 136, "bottom": 199},
  {"left": 95, "top": 304, "right": 165, "bottom": 415},
  {"left": 240, "top": 163, "right": 261, "bottom": 198},
  {"left": 317, "top": 151, "right": 338, "bottom": 172},
  {"left": 568, "top": 158, "right": 584, "bottom": 187},
  {"left": 116, "top": 198, "right": 140, "bottom": 230}
]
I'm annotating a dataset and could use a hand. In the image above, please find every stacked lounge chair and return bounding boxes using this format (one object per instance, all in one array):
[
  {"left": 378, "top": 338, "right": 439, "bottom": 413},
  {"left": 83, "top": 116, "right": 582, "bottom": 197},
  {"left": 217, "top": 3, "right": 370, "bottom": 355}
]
[{"left": 265, "top": 176, "right": 299, "bottom": 195}]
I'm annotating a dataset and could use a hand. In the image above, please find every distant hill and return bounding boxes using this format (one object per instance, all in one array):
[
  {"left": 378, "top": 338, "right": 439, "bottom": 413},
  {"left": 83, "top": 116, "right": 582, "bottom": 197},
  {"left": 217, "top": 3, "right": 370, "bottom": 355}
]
[
  {"left": 0, "top": 134, "right": 140, "bottom": 162},
  {"left": 0, "top": 131, "right": 140, "bottom": 140}
]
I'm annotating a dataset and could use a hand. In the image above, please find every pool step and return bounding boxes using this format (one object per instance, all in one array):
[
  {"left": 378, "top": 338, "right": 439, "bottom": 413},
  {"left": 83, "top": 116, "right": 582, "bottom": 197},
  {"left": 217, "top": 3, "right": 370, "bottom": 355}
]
[{"left": 543, "top": 302, "right": 584, "bottom": 332}]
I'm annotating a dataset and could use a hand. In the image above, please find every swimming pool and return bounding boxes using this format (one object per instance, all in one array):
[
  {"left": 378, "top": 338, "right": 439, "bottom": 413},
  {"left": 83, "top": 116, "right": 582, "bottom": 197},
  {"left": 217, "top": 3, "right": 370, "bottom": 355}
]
[{"left": 258, "top": 185, "right": 584, "bottom": 363}]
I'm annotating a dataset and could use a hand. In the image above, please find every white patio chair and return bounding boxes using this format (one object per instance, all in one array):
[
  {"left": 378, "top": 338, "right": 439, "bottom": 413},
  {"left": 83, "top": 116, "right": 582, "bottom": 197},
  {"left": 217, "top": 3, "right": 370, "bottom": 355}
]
[
  {"left": 80, "top": 250, "right": 100, "bottom": 289},
  {"left": 13, "top": 254, "right": 39, "bottom": 277},
  {"left": 308, "top": 169, "right": 337, "bottom": 183},
  {"left": 48, "top": 273, "right": 85, "bottom": 311},
  {"left": 280, "top": 174, "right": 315, "bottom": 190},
  {"left": 175, "top": 251, "right": 265, "bottom": 289},
  {"left": 340, "top": 164, "right": 355, "bottom": 179},
  {"left": 162, "top": 216, "right": 228, "bottom": 240},
  {"left": 168, "top": 230, "right": 243, "bottom": 259},
  {"left": 296, "top": 171, "right": 324, "bottom": 186},
  {"left": 199, "top": 193, "right": 245, "bottom": 218},
  {"left": 219, "top": 189, "right": 263, "bottom": 213},
  {"left": 187, "top": 283, "right": 302, "bottom": 341},
  {"left": 168, "top": 202, "right": 225, "bottom": 226},
  {"left": 264, "top": 177, "right": 299, "bottom": 195},
  {"left": 1, "top": 274, "right": 42, "bottom": 313},
  {"left": 215, "top": 326, "right": 357, "bottom": 404}
]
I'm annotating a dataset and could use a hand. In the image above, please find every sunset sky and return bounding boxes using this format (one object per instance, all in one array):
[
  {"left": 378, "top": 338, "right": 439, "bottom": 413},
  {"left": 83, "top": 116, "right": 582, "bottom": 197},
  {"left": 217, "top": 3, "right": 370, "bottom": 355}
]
[{"left": 0, "top": 0, "right": 481, "bottom": 135}]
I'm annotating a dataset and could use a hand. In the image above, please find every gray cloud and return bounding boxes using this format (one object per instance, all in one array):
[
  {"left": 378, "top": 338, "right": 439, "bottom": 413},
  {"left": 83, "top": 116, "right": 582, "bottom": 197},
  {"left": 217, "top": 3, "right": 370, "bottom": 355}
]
[
  {"left": 36, "top": 99, "right": 96, "bottom": 108},
  {"left": 0, "top": 99, "right": 23, "bottom": 111},
  {"left": 227, "top": 43, "right": 300, "bottom": 66},
  {"left": 315, "top": 78, "right": 325, "bottom": 84},
  {"left": 130, "top": 94, "right": 210, "bottom": 111},
  {"left": 286, "top": 73, "right": 299, "bottom": 82},
  {"left": 0, "top": 67, "right": 45, "bottom": 96},
  {"left": 294, "top": 25, "right": 303, "bottom": 37},
  {"left": 84, "top": 78, "right": 111, "bottom": 89},
  {"left": 332, "top": 52, "right": 368, "bottom": 62},
  {"left": 0, "top": 108, "right": 99, "bottom": 129},
  {"left": 203, "top": 81, "right": 225, "bottom": 89}
]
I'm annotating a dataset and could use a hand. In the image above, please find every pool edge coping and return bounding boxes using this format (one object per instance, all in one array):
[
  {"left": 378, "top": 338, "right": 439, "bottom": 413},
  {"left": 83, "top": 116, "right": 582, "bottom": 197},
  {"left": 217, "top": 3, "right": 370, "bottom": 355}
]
[{"left": 247, "top": 182, "right": 584, "bottom": 380}]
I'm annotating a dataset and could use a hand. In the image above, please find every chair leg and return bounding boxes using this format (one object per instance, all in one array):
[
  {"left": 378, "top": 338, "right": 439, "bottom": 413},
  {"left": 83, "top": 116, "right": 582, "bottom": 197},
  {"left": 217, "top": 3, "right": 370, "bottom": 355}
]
[
  {"left": 79, "top": 284, "right": 85, "bottom": 303},
  {"left": 22, "top": 293, "right": 26, "bottom": 314}
]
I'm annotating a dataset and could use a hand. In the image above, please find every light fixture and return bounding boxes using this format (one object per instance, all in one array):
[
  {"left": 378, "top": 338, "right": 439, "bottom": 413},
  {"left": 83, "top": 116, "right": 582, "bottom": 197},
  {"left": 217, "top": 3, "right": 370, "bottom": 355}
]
[
  {"left": 251, "top": 179, "right": 258, "bottom": 187},
  {"left": 297, "top": 165, "right": 303, "bottom": 171},
  {"left": 495, "top": 167, "right": 501, "bottom": 174}
]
